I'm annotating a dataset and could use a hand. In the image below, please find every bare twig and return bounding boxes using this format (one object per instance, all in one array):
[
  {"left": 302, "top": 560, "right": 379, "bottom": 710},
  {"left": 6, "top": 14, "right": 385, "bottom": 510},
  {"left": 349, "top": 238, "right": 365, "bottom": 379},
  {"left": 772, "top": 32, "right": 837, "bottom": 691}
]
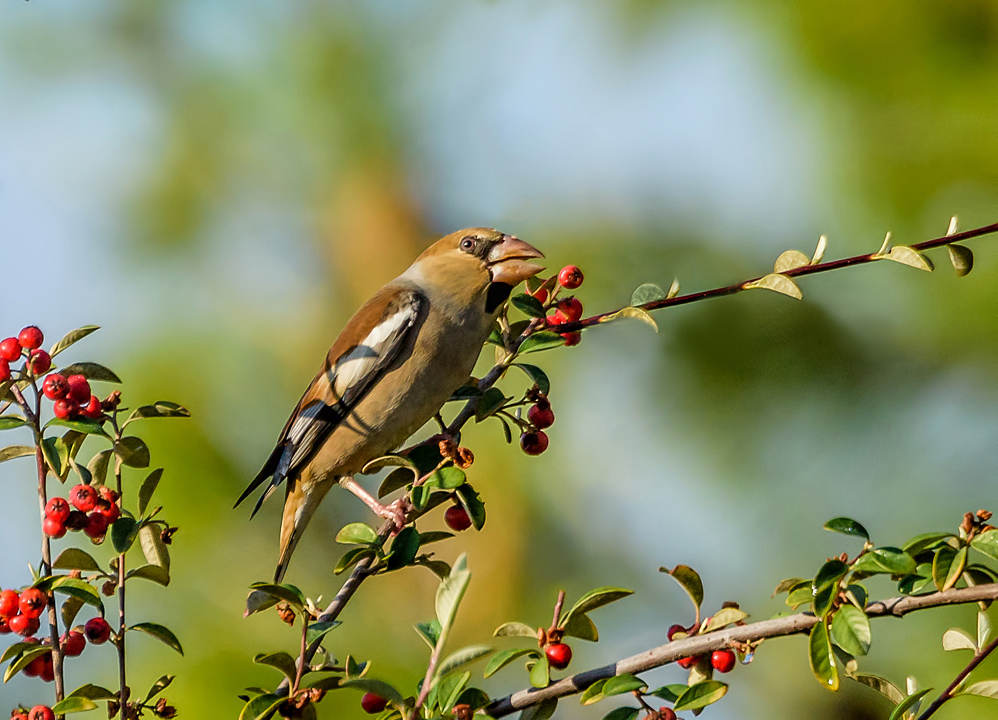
[
  {"left": 485, "top": 583, "right": 998, "bottom": 717},
  {"left": 551, "top": 590, "right": 566, "bottom": 632},
  {"left": 915, "top": 634, "right": 998, "bottom": 720},
  {"left": 110, "top": 415, "right": 128, "bottom": 714}
]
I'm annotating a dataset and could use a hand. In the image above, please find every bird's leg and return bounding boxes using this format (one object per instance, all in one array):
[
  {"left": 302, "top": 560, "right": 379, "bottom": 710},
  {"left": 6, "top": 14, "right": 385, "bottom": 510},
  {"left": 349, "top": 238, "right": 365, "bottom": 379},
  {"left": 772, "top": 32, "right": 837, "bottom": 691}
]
[{"left": 338, "top": 476, "right": 407, "bottom": 532}]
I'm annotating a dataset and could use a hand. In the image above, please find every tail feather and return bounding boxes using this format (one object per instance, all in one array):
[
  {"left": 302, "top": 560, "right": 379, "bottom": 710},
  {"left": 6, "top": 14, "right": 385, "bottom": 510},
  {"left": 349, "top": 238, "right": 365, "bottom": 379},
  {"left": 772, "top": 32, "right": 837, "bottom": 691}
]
[
  {"left": 273, "top": 470, "right": 336, "bottom": 583},
  {"left": 235, "top": 444, "right": 284, "bottom": 510}
]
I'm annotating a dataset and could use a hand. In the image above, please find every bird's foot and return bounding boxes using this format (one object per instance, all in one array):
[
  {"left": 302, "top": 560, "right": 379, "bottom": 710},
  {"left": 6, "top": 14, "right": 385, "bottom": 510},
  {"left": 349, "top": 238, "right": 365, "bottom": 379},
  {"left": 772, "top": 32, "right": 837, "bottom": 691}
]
[{"left": 373, "top": 497, "right": 409, "bottom": 535}]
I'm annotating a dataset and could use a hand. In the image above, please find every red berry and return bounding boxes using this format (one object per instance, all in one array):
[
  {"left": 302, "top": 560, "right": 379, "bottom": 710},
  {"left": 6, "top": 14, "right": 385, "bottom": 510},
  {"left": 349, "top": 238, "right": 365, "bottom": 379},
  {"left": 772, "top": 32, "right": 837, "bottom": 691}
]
[
  {"left": 9, "top": 614, "right": 40, "bottom": 637},
  {"left": 62, "top": 629, "right": 86, "bottom": 657},
  {"left": 42, "top": 517, "right": 67, "bottom": 539},
  {"left": 53, "top": 399, "right": 81, "bottom": 420},
  {"left": 546, "top": 309, "right": 569, "bottom": 327},
  {"left": 18, "top": 326, "right": 43, "bottom": 350},
  {"left": 0, "top": 588, "right": 19, "bottom": 617},
  {"left": 45, "top": 497, "right": 71, "bottom": 523},
  {"left": 23, "top": 652, "right": 46, "bottom": 677},
  {"left": 711, "top": 649, "right": 736, "bottom": 673},
  {"left": 65, "top": 510, "right": 88, "bottom": 531},
  {"left": 667, "top": 624, "right": 686, "bottom": 641},
  {"left": 28, "top": 350, "right": 51, "bottom": 375},
  {"left": 360, "top": 692, "right": 388, "bottom": 714},
  {"left": 0, "top": 337, "right": 22, "bottom": 362},
  {"left": 98, "top": 486, "right": 119, "bottom": 503},
  {"left": 28, "top": 707, "right": 55, "bottom": 720},
  {"left": 444, "top": 505, "right": 472, "bottom": 532},
  {"left": 0, "top": 618, "right": 10, "bottom": 634},
  {"left": 558, "top": 265, "right": 584, "bottom": 289},
  {"left": 84, "top": 512, "right": 108, "bottom": 540},
  {"left": 527, "top": 403, "right": 555, "bottom": 429},
  {"left": 658, "top": 709, "right": 677, "bottom": 720},
  {"left": 42, "top": 374, "right": 69, "bottom": 400},
  {"left": 561, "top": 331, "right": 582, "bottom": 347},
  {"left": 531, "top": 287, "right": 549, "bottom": 304},
  {"left": 19, "top": 588, "right": 47, "bottom": 619},
  {"left": 677, "top": 656, "right": 696, "bottom": 669},
  {"left": 545, "top": 642, "right": 572, "bottom": 670},
  {"left": 70, "top": 484, "right": 98, "bottom": 512},
  {"left": 0, "top": 359, "right": 9, "bottom": 382},
  {"left": 555, "top": 297, "right": 583, "bottom": 322},
  {"left": 519, "top": 430, "right": 549, "bottom": 456},
  {"left": 40, "top": 654, "right": 54, "bottom": 682},
  {"left": 84, "top": 617, "right": 111, "bottom": 645},
  {"left": 11, "top": 713, "right": 27, "bottom": 720},
  {"left": 82, "top": 395, "right": 103, "bottom": 420},
  {"left": 66, "top": 375, "right": 91, "bottom": 404},
  {"left": 94, "top": 498, "right": 120, "bottom": 524}
]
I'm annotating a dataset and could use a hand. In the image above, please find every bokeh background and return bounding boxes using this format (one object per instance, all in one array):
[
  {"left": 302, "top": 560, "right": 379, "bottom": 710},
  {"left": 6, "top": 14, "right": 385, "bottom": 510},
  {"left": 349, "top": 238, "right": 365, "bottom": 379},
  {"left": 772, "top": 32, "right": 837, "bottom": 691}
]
[{"left": 2, "top": 1, "right": 998, "bottom": 718}]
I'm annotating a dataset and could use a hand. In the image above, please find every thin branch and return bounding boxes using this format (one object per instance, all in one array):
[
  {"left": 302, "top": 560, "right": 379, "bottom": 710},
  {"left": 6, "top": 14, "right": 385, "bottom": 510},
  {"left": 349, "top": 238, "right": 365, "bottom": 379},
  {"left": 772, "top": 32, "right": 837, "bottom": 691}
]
[
  {"left": 915, "top": 634, "right": 998, "bottom": 720},
  {"left": 110, "top": 415, "right": 128, "bottom": 715},
  {"left": 485, "top": 583, "right": 998, "bottom": 717},
  {"left": 550, "top": 590, "right": 566, "bottom": 632}
]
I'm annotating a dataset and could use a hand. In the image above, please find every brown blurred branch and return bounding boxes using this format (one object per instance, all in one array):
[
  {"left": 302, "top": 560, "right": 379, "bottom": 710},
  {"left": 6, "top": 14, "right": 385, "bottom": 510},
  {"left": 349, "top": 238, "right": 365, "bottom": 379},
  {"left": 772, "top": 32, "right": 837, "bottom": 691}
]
[{"left": 485, "top": 583, "right": 998, "bottom": 718}]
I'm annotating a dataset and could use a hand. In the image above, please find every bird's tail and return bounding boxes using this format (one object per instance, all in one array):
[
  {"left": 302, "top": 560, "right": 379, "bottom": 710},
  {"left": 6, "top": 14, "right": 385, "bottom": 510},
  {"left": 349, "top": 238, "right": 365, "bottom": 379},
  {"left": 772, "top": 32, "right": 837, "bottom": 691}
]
[{"left": 273, "top": 470, "right": 336, "bottom": 583}]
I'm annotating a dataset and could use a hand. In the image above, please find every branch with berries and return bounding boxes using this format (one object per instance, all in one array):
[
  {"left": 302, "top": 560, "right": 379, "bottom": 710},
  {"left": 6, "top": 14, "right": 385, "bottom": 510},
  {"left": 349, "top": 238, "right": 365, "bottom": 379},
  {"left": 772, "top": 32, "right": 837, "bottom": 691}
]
[{"left": 0, "top": 325, "right": 187, "bottom": 720}]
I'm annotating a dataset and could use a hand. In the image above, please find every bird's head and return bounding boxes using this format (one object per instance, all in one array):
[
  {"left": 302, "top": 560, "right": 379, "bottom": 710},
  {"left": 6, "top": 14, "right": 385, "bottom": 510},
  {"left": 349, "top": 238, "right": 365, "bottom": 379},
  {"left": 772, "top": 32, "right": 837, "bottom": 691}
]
[{"left": 406, "top": 228, "right": 545, "bottom": 312}]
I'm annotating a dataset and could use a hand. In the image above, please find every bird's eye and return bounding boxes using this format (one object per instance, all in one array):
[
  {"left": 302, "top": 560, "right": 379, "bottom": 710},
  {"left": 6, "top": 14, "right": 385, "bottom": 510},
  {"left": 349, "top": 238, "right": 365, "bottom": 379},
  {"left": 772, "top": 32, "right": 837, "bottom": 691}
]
[{"left": 460, "top": 237, "right": 476, "bottom": 253}]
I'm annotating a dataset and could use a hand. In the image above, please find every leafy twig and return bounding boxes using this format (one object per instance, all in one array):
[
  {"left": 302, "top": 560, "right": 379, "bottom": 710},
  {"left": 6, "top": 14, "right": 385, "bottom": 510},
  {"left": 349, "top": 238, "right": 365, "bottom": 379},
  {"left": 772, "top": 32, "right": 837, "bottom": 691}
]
[{"left": 915, "top": 634, "right": 998, "bottom": 720}]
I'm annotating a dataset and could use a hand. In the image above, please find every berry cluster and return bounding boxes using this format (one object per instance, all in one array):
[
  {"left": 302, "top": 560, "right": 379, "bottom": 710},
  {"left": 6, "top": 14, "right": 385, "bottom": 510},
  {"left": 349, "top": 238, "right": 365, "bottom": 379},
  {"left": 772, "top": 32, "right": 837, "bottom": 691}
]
[
  {"left": 43, "top": 373, "right": 103, "bottom": 422},
  {"left": 519, "top": 391, "right": 554, "bottom": 456},
  {"left": 0, "top": 327, "right": 50, "bottom": 381},
  {"left": 10, "top": 706, "right": 55, "bottom": 720},
  {"left": 0, "top": 588, "right": 46, "bottom": 639},
  {"left": 43, "top": 485, "right": 120, "bottom": 543},
  {"left": 535, "top": 265, "right": 585, "bottom": 347}
]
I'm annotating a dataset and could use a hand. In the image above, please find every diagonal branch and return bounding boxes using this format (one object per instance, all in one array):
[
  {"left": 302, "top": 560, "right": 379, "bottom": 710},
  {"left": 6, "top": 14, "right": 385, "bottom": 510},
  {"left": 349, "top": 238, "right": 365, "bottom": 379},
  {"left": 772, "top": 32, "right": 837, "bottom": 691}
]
[
  {"left": 915, "top": 634, "right": 998, "bottom": 720},
  {"left": 485, "top": 583, "right": 998, "bottom": 717}
]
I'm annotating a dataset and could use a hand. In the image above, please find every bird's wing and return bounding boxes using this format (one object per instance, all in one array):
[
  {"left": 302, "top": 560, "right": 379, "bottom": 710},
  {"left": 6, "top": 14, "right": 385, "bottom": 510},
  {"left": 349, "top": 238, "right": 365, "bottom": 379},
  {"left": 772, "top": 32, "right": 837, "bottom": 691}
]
[{"left": 235, "top": 288, "right": 423, "bottom": 514}]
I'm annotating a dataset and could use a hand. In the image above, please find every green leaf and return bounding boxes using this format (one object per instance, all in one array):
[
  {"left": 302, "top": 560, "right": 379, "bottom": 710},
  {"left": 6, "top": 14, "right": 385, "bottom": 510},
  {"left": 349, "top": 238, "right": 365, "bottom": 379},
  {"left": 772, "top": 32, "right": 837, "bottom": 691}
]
[
  {"left": 127, "top": 564, "right": 170, "bottom": 586},
  {"left": 247, "top": 583, "right": 306, "bottom": 611},
  {"left": 139, "top": 524, "right": 170, "bottom": 571},
  {"left": 436, "top": 553, "right": 471, "bottom": 633},
  {"left": 957, "top": 680, "right": 998, "bottom": 699},
  {"left": 42, "top": 436, "right": 69, "bottom": 479},
  {"left": 125, "top": 401, "right": 190, "bottom": 425},
  {"left": 474, "top": 387, "right": 508, "bottom": 422},
  {"left": 483, "top": 648, "right": 538, "bottom": 678},
  {"left": 511, "top": 294, "right": 546, "bottom": 318},
  {"left": 38, "top": 576, "right": 103, "bottom": 609},
  {"left": 379, "top": 467, "right": 416, "bottom": 498},
  {"left": 0, "top": 416, "right": 28, "bottom": 431},
  {"left": 559, "top": 587, "right": 634, "bottom": 631},
  {"left": 238, "top": 694, "right": 285, "bottom": 720},
  {"left": 68, "top": 683, "right": 118, "bottom": 701},
  {"left": 58, "top": 362, "right": 122, "bottom": 384},
  {"left": 852, "top": 547, "right": 916, "bottom": 575},
  {"left": 529, "top": 654, "right": 550, "bottom": 688},
  {"left": 904, "top": 532, "right": 954, "bottom": 557},
  {"left": 774, "top": 249, "right": 810, "bottom": 273},
  {"left": 580, "top": 679, "right": 608, "bottom": 705},
  {"left": 130, "top": 622, "right": 184, "bottom": 655},
  {"left": 340, "top": 679, "right": 404, "bottom": 706},
  {"left": 980, "top": 610, "right": 992, "bottom": 649},
  {"left": 436, "top": 645, "right": 494, "bottom": 679},
  {"left": 947, "top": 243, "right": 974, "bottom": 277},
  {"left": 933, "top": 545, "right": 967, "bottom": 591},
  {"left": 493, "top": 621, "right": 537, "bottom": 638},
  {"left": 518, "top": 331, "right": 565, "bottom": 354},
  {"left": 335, "top": 522, "right": 379, "bottom": 545},
  {"left": 630, "top": 283, "right": 667, "bottom": 306},
  {"left": 600, "top": 708, "right": 639, "bottom": 720},
  {"left": 813, "top": 559, "right": 849, "bottom": 618},
  {"left": 455, "top": 687, "right": 491, "bottom": 712},
  {"left": 852, "top": 674, "right": 904, "bottom": 705},
  {"left": 562, "top": 612, "right": 599, "bottom": 642},
  {"left": 513, "top": 363, "right": 551, "bottom": 394},
  {"left": 415, "top": 620, "right": 442, "bottom": 649},
  {"left": 888, "top": 689, "right": 933, "bottom": 720},
  {"left": 44, "top": 418, "right": 109, "bottom": 438},
  {"left": 386, "top": 527, "right": 420, "bottom": 571},
  {"left": 418, "top": 531, "right": 454, "bottom": 546},
  {"left": 941, "top": 627, "right": 976, "bottom": 652},
  {"left": 824, "top": 517, "right": 869, "bottom": 541},
  {"left": 971, "top": 530, "right": 998, "bottom": 561},
  {"left": 673, "top": 680, "right": 728, "bottom": 711},
  {"left": 426, "top": 466, "right": 467, "bottom": 490},
  {"left": 111, "top": 517, "right": 141, "bottom": 554},
  {"left": 702, "top": 607, "right": 748, "bottom": 633},
  {"left": 143, "top": 675, "right": 175, "bottom": 702},
  {"left": 648, "top": 684, "right": 688, "bottom": 703},
  {"left": 744, "top": 273, "right": 803, "bottom": 299},
  {"left": 306, "top": 621, "right": 341, "bottom": 647},
  {"left": 661, "top": 565, "right": 703, "bottom": 615},
  {"left": 599, "top": 306, "right": 658, "bottom": 332},
  {"left": 334, "top": 547, "right": 376, "bottom": 575},
  {"left": 1, "top": 640, "right": 43, "bottom": 664},
  {"left": 61, "top": 595, "right": 85, "bottom": 629},
  {"left": 808, "top": 622, "right": 839, "bottom": 692},
  {"left": 87, "top": 449, "right": 112, "bottom": 485},
  {"left": 522, "top": 699, "right": 559, "bottom": 720},
  {"left": 882, "top": 245, "right": 934, "bottom": 272},
  {"left": 602, "top": 674, "right": 647, "bottom": 697},
  {"left": 831, "top": 606, "right": 871, "bottom": 657},
  {"left": 49, "top": 325, "right": 99, "bottom": 357},
  {"left": 455, "top": 484, "right": 486, "bottom": 530},
  {"left": 437, "top": 670, "right": 472, "bottom": 712},
  {"left": 50, "top": 697, "right": 97, "bottom": 714},
  {"left": 3, "top": 645, "right": 51, "bottom": 682},
  {"left": 115, "top": 436, "right": 150, "bottom": 468},
  {"left": 0, "top": 444, "right": 34, "bottom": 463},
  {"left": 138, "top": 468, "right": 164, "bottom": 516},
  {"left": 254, "top": 651, "right": 298, "bottom": 682},
  {"left": 53, "top": 547, "right": 103, "bottom": 572}
]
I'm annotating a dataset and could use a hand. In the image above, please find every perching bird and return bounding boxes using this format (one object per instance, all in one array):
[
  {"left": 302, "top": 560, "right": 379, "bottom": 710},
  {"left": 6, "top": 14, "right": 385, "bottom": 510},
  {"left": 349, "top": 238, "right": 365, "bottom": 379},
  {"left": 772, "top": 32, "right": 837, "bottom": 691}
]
[{"left": 236, "top": 228, "right": 544, "bottom": 582}]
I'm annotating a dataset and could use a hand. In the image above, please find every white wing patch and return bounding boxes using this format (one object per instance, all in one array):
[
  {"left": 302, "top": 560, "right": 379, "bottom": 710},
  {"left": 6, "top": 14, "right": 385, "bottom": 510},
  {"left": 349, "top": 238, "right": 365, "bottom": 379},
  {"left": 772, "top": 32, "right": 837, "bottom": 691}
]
[{"left": 330, "top": 304, "right": 418, "bottom": 401}]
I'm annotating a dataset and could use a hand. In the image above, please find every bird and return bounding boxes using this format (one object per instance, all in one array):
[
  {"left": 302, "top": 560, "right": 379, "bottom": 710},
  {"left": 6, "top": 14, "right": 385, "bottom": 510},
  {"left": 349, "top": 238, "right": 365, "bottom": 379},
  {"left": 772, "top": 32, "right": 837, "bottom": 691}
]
[{"left": 236, "top": 228, "right": 544, "bottom": 582}]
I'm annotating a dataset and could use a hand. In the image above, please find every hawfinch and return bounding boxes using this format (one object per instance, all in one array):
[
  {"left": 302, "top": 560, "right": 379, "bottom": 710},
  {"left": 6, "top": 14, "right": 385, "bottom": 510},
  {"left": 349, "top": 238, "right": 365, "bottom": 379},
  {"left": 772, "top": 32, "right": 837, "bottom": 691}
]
[{"left": 236, "top": 228, "right": 544, "bottom": 582}]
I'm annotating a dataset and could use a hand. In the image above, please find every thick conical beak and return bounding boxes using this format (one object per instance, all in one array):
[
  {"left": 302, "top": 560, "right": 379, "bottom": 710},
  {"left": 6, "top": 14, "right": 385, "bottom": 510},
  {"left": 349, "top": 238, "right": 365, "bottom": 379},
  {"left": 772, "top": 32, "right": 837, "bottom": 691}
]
[{"left": 487, "top": 236, "right": 545, "bottom": 285}]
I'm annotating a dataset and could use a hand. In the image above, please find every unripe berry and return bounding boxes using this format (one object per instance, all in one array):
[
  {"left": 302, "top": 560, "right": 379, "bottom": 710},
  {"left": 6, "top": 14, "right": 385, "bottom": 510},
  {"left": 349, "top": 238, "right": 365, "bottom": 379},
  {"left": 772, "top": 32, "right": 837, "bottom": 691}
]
[
  {"left": 82, "top": 395, "right": 103, "bottom": 420},
  {"left": 70, "top": 484, "right": 98, "bottom": 512},
  {"left": 42, "top": 517, "right": 67, "bottom": 539},
  {"left": 444, "top": 505, "right": 472, "bottom": 532},
  {"left": 18, "top": 326, "right": 43, "bottom": 350},
  {"left": 84, "top": 512, "right": 108, "bottom": 540},
  {"left": 19, "top": 588, "right": 47, "bottom": 619},
  {"left": 42, "top": 374, "right": 69, "bottom": 401},
  {"left": 711, "top": 649, "right": 736, "bottom": 673},
  {"left": 9, "top": 614, "right": 40, "bottom": 637},
  {"left": 28, "top": 707, "right": 55, "bottom": 720},
  {"left": 519, "top": 430, "right": 549, "bottom": 456},
  {"left": 66, "top": 375, "right": 91, "bottom": 404},
  {"left": 84, "top": 617, "right": 111, "bottom": 645},
  {"left": 558, "top": 265, "right": 584, "bottom": 289},
  {"left": 360, "top": 693, "right": 388, "bottom": 714},
  {"left": 545, "top": 642, "right": 572, "bottom": 670},
  {"left": 62, "top": 629, "right": 86, "bottom": 657},
  {"left": 667, "top": 624, "right": 686, "bottom": 641},
  {"left": 555, "top": 297, "right": 583, "bottom": 322},
  {"left": 0, "top": 359, "right": 9, "bottom": 382},
  {"left": 0, "top": 337, "right": 22, "bottom": 362},
  {"left": 53, "top": 399, "right": 80, "bottom": 420},
  {"left": 45, "top": 497, "right": 71, "bottom": 523},
  {"left": 527, "top": 403, "right": 555, "bottom": 429},
  {"left": 28, "top": 350, "right": 52, "bottom": 375},
  {"left": 0, "top": 589, "right": 20, "bottom": 617}
]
